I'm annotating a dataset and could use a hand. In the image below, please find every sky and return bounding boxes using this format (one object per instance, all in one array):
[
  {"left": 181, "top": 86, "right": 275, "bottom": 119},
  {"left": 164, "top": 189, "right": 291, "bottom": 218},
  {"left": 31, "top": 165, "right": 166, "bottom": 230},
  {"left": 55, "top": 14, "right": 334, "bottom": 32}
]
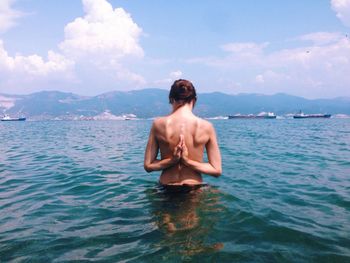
[{"left": 0, "top": 0, "right": 349, "bottom": 98}]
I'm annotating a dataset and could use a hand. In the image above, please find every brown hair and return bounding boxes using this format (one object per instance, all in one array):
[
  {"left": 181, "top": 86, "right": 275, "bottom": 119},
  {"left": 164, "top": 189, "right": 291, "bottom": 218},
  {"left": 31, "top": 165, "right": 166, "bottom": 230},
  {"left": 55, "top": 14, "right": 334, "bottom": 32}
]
[{"left": 169, "top": 79, "right": 197, "bottom": 106}]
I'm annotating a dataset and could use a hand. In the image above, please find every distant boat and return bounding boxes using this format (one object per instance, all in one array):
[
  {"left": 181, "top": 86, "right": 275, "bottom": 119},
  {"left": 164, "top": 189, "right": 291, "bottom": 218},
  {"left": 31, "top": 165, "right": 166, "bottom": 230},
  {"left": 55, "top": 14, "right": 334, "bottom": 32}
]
[
  {"left": 293, "top": 111, "right": 331, "bottom": 119},
  {"left": 1, "top": 115, "right": 26, "bottom": 121},
  {"left": 122, "top": 114, "right": 136, "bottom": 120},
  {"left": 228, "top": 112, "right": 276, "bottom": 119}
]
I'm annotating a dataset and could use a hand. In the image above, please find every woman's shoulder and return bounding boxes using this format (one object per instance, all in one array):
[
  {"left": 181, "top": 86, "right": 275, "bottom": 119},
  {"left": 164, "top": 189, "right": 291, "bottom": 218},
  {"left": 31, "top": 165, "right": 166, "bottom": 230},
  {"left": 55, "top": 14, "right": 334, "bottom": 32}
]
[
  {"left": 152, "top": 116, "right": 168, "bottom": 129},
  {"left": 195, "top": 117, "right": 214, "bottom": 131}
]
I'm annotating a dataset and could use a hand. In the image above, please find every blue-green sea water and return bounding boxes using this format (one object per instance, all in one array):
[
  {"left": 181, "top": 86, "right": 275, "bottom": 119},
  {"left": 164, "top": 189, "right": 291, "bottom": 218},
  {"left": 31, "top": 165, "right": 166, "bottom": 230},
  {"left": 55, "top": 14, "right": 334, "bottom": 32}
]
[{"left": 1, "top": 119, "right": 349, "bottom": 262}]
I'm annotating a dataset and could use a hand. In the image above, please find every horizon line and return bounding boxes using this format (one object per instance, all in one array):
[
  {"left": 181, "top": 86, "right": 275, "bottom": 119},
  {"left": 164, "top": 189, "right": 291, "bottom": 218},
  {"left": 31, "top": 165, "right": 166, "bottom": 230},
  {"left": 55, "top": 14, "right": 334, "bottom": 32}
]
[{"left": 1, "top": 88, "right": 350, "bottom": 101}]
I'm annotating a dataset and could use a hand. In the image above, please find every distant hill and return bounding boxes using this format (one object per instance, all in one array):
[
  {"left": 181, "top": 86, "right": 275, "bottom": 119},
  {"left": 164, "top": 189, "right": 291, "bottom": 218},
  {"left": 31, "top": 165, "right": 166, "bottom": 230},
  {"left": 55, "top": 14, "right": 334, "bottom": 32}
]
[{"left": 1, "top": 89, "right": 349, "bottom": 119}]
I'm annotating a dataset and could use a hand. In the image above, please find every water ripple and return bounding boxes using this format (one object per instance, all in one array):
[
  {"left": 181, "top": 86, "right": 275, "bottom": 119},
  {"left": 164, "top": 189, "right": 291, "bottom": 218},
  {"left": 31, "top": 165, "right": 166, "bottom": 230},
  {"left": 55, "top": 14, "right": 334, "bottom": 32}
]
[{"left": 0, "top": 120, "right": 349, "bottom": 262}]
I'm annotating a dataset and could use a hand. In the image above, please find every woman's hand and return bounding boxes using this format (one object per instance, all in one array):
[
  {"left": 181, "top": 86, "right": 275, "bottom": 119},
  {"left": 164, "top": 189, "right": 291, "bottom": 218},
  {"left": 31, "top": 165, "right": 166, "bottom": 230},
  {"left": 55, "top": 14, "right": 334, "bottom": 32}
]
[
  {"left": 172, "top": 142, "right": 182, "bottom": 162},
  {"left": 173, "top": 134, "right": 189, "bottom": 163},
  {"left": 180, "top": 135, "right": 189, "bottom": 163}
]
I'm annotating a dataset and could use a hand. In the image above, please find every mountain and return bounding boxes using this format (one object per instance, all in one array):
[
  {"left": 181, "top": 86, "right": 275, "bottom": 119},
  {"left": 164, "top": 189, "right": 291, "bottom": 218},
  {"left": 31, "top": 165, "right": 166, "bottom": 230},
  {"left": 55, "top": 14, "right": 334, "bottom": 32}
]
[{"left": 1, "top": 89, "right": 349, "bottom": 119}]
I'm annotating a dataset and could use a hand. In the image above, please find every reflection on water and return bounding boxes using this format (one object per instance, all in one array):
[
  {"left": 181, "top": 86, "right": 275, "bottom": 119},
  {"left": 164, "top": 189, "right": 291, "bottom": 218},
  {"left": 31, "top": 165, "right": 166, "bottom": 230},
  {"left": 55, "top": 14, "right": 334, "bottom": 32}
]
[{"left": 145, "top": 185, "right": 224, "bottom": 260}]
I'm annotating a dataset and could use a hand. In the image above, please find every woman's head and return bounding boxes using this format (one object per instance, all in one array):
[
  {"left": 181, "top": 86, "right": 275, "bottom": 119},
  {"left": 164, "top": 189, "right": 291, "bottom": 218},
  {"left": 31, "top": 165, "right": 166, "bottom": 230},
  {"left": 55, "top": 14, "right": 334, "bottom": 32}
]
[{"left": 169, "top": 79, "right": 197, "bottom": 106}]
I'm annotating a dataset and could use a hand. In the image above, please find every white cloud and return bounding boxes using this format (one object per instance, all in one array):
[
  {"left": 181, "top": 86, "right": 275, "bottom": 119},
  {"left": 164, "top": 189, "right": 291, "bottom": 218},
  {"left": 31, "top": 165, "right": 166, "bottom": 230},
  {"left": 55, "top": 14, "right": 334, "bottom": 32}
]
[
  {"left": 221, "top": 42, "right": 269, "bottom": 54},
  {"left": 59, "top": 0, "right": 143, "bottom": 60},
  {"left": 255, "top": 74, "right": 264, "bottom": 84},
  {"left": 187, "top": 34, "right": 350, "bottom": 98},
  {"left": 255, "top": 71, "right": 291, "bottom": 85},
  {"left": 0, "top": 0, "right": 23, "bottom": 33},
  {"left": 331, "top": 0, "right": 350, "bottom": 27},
  {"left": 298, "top": 32, "right": 343, "bottom": 45},
  {"left": 0, "top": 40, "right": 76, "bottom": 94},
  {"left": 57, "top": 0, "right": 145, "bottom": 89},
  {"left": 114, "top": 64, "right": 146, "bottom": 86},
  {"left": 0, "top": 40, "right": 74, "bottom": 76},
  {"left": 187, "top": 42, "right": 270, "bottom": 70},
  {"left": 169, "top": 70, "right": 182, "bottom": 79},
  {"left": 0, "top": 0, "right": 146, "bottom": 94},
  {"left": 154, "top": 70, "right": 183, "bottom": 86}
]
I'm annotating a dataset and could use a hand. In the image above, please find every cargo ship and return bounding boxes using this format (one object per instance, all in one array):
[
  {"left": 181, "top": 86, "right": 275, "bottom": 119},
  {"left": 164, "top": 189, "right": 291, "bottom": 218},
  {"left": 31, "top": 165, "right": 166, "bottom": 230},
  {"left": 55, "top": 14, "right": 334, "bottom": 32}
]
[
  {"left": 228, "top": 112, "right": 276, "bottom": 119},
  {"left": 293, "top": 111, "right": 331, "bottom": 119},
  {"left": 1, "top": 115, "right": 26, "bottom": 121}
]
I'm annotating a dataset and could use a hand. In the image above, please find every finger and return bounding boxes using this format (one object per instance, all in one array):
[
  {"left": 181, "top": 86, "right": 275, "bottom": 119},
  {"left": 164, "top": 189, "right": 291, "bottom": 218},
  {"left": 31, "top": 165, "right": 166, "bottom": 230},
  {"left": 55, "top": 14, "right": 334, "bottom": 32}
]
[
  {"left": 176, "top": 145, "right": 182, "bottom": 153},
  {"left": 180, "top": 134, "right": 184, "bottom": 144},
  {"left": 176, "top": 139, "right": 182, "bottom": 147}
]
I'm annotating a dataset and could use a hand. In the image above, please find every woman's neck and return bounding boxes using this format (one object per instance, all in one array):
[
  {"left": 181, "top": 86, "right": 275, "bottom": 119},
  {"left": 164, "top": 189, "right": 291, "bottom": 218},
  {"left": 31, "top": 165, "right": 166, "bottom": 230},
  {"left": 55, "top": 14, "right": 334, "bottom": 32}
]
[{"left": 172, "top": 103, "right": 193, "bottom": 114}]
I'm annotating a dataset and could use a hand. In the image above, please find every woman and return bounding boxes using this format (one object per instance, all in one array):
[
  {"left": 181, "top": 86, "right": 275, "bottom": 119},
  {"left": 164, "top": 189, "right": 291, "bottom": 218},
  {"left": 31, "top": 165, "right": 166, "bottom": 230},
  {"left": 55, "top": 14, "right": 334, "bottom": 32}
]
[{"left": 144, "top": 79, "right": 222, "bottom": 189}]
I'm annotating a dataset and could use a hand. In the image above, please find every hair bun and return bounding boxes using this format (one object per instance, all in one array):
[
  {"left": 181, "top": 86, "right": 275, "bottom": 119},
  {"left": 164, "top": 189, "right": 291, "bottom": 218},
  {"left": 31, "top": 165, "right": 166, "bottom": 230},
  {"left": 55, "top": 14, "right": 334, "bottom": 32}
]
[{"left": 169, "top": 79, "right": 197, "bottom": 105}]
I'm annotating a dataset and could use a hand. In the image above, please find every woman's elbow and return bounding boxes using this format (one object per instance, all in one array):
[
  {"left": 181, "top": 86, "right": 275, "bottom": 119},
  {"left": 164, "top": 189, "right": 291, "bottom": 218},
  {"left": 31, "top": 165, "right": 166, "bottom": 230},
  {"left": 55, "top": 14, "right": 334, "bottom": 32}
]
[
  {"left": 213, "top": 167, "right": 222, "bottom": 177},
  {"left": 144, "top": 163, "right": 152, "bottom": 173}
]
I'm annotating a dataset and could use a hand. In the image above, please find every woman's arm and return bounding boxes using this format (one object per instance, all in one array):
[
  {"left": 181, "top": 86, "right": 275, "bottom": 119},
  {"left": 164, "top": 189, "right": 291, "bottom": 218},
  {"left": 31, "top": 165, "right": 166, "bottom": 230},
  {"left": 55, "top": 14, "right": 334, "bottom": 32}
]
[
  {"left": 181, "top": 124, "right": 222, "bottom": 177},
  {"left": 144, "top": 122, "right": 181, "bottom": 172}
]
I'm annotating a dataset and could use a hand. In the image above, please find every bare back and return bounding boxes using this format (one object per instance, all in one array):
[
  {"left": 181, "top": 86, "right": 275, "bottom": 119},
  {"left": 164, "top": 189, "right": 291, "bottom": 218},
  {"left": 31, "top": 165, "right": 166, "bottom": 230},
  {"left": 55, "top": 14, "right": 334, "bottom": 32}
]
[
  {"left": 153, "top": 110, "right": 212, "bottom": 185},
  {"left": 144, "top": 80, "right": 221, "bottom": 187}
]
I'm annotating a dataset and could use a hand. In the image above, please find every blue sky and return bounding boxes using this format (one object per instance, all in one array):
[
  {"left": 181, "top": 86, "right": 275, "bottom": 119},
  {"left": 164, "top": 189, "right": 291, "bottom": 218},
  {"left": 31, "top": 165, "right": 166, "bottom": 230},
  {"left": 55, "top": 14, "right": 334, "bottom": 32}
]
[{"left": 0, "top": 0, "right": 349, "bottom": 98}]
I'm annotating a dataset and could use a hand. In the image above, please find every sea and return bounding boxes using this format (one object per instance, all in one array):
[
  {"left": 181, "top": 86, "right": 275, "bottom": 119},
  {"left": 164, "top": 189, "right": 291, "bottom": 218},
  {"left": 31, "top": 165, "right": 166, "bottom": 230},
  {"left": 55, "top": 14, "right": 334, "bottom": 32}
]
[{"left": 0, "top": 119, "right": 349, "bottom": 262}]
